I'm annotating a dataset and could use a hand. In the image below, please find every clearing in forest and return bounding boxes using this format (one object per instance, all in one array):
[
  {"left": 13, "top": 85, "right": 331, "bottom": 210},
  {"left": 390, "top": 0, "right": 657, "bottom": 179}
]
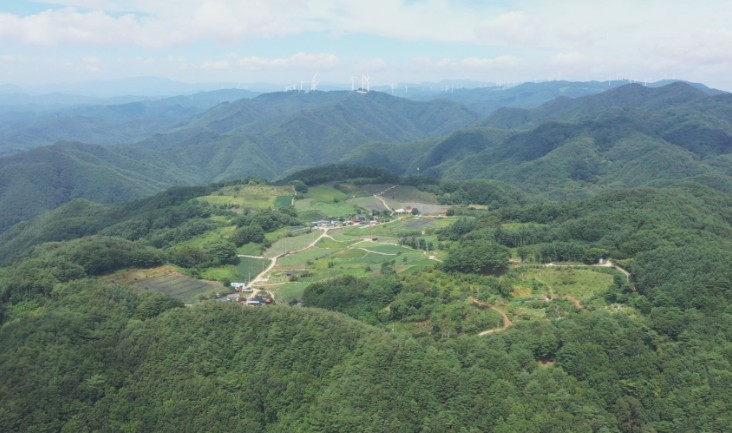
[{"left": 104, "top": 266, "right": 223, "bottom": 304}]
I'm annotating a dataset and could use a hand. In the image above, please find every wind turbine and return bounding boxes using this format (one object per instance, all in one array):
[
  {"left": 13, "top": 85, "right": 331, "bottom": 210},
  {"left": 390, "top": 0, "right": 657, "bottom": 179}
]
[
  {"left": 362, "top": 74, "right": 370, "bottom": 92},
  {"left": 350, "top": 76, "right": 358, "bottom": 91},
  {"left": 310, "top": 73, "right": 319, "bottom": 92}
]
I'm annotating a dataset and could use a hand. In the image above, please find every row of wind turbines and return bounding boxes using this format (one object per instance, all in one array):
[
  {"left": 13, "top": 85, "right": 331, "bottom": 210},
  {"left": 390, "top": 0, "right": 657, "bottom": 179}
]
[{"left": 284, "top": 73, "right": 372, "bottom": 93}]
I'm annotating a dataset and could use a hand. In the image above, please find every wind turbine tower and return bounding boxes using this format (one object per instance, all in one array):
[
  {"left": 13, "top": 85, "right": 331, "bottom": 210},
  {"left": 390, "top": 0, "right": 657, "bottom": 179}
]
[
  {"left": 350, "top": 76, "right": 358, "bottom": 91},
  {"left": 310, "top": 73, "right": 319, "bottom": 92}
]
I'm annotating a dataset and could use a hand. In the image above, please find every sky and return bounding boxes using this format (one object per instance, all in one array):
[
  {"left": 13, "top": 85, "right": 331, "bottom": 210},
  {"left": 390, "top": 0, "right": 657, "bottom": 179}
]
[{"left": 1, "top": 0, "right": 732, "bottom": 91}]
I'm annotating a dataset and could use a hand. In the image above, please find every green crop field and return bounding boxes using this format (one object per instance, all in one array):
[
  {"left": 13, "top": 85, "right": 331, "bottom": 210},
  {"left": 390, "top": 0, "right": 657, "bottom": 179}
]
[
  {"left": 295, "top": 198, "right": 360, "bottom": 219},
  {"left": 237, "top": 257, "right": 270, "bottom": 280},
  {"left": 357, "top": 243, "right": 409, "bottom": 255},
  {"left": 304, "top": 185, "right": 349, "bottom": 202},
  {"left": 277, "top": 247, "right": 335, "bottom": 266},
  {"left": 198, "top": 185, "right": 293, "bottom": 209},
  {"left": 265, "top": 232, "right": 321, "bottom": 257},
  {"left": 274, "top": 195, "right": 293, "bottom": 209},
  {"left": 274, "top": 282, "right": 310, "bottom": 303}
]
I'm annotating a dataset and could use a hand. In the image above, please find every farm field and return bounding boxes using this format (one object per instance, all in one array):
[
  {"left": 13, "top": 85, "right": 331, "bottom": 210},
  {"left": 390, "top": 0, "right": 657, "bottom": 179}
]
[
  {"left": 198, "top": 185, "right": 293, "bottom": 209},
  {"left": 295, "top": 198, "right": 360, "bottom": 220},
  {"left": 250, "top": 218, "right": 445, "bottom": 302},
  {"left": 200, "top": 256, "right": 272, "bottom": 282},
  {"left": 264, "top": 231, "right": 322, "bottom": 257},
  {"left": 104, "top": 266, "right": 223, "bottom": 304},
  {"left": 101, "top": 185, "right": 458, "bottom": 307}
]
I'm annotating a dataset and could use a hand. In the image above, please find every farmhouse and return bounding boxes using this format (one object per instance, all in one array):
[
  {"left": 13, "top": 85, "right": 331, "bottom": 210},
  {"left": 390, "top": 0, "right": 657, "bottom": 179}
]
[{"left": 230, "top": 282, "right": 250, "bottom": 291}]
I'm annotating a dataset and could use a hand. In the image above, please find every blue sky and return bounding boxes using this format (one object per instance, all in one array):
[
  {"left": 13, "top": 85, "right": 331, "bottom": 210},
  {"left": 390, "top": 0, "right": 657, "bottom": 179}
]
[{"left": 1, "top": 0, "right": 732, "bottom": 90}]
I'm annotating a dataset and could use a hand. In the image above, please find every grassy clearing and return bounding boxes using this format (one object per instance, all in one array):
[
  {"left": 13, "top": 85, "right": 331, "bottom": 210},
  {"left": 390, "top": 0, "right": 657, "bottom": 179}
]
[
  {"left": 237, "top": 242, "right": 263, "bottom": 256},
  {"left": 199, "top": 266, "right": 235, "bottom": 281},
  {"left": 275, "top": 282, "right": 310, "bottom": 303},
  {"left": 180, "top": 226, "right": 234, "bottom": 248},
  {"left": 274, "top": 195, "right": 293, "bottom": 209},
  {"left": 511, "top": 266, "right": 613, "bottom": 300},
  {"left": 304, "top": 185, "right": 349, "bottom": 201},
  {"left": 199, "top": 185, "right": 293, "bottom": 209}
]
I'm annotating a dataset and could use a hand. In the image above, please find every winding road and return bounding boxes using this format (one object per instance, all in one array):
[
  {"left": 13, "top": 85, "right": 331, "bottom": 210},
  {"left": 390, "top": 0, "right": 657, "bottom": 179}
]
[
  {"left": 470, "top": 297, "right": 513, "bottom": 336},
  {"left": 241, "top": 227, "right": 333, "bottom": 288}
]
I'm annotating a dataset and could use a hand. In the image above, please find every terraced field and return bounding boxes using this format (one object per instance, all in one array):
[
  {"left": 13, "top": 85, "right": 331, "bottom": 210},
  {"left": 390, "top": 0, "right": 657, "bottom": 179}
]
[{"left": 105, "top": 266, "right": 223, "bottom": 304}]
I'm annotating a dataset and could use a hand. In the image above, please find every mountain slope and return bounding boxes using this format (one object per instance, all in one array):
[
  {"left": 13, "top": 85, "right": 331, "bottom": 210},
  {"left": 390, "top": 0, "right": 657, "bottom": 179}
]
[
  {"left": 0, "top": 89, "right": 256, "bottom": 156},
  {"left": 0, "top": 91, "right": 480, "bottom": 232},
  {"left": 342, "top": 83, "right": 732, "bottom": 197},
  {"left": 481, "top": 82, "right": 714, "bottom": 129},
  {"left": 0, "top": 142, "right": 197, "bottom": 233}
]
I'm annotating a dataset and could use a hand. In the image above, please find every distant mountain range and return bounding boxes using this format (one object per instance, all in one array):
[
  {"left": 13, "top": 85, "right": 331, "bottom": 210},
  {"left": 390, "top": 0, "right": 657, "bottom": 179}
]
[
  {"left": 343, "top": 83, "right": 732, "bottom": 198},
  {"left": 0, "top": 88, "right": 259, "bottom": 155},
  {"left": 0, "top": 90, "right": 479, "bottom": 232},
  {"left": 0, "top": 80, "right": 730, "bottom": 233}
]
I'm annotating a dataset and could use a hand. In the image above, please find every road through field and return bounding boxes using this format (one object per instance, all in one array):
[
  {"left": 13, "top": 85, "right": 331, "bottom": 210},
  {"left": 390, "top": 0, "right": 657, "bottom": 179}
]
[{"left": 243, "top": 227, "right": 332, "bottom": 288}]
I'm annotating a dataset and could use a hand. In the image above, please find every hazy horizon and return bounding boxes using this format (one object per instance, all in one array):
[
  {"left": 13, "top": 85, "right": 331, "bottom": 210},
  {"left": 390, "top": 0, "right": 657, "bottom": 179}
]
[{"left": 2, "top": 1, "right": 732, "bottom": 91}]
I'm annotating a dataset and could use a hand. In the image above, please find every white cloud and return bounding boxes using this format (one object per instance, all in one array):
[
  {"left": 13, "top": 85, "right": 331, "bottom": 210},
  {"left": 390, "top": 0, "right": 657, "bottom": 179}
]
[
  {"left": 461, "top": 56, "right": 521, "bottom": 70},
  {"left": 0, "top": 8, "right": 143, "bottom": 46},
  {"left": 2, "top": 1, "right": 732, "bottom": 89},
  {"left": 237, "top": 52, "right": 340, "bottom": 70},
  {"left": 475, "top": 12, "right": 538, "bottom": 45},
  {"left": 201, "top": 59, "right": 230, "bottom": 70}
]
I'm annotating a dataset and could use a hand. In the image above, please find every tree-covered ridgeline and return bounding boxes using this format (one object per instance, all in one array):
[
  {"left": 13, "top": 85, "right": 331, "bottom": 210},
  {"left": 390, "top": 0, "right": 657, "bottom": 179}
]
[{"left": 0, "top": 169, "right": 730, "bottom": 432}]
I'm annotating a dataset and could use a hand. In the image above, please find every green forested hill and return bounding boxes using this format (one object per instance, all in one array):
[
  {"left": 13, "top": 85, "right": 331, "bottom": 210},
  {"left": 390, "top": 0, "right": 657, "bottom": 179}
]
[
  {"left": 0, "top": 142, "right": 199, "bottom": 233},
  {"left": 0, "top": 91, "right": 479, "bottom": 232},
  {"left": 1, "top": 82, "right": 731, "bottom": 233},
  {"left": 480, "top": 82, "right": 713, "bottom": 129},
  {"left": 0, "top": 88, "right": 257, "bottom": 156},
  {"left": 343, "top": 83, "right": 732, "bottom": 198},
  {"left": 1, "top": 171, "right": 731, "bottom": 432}
]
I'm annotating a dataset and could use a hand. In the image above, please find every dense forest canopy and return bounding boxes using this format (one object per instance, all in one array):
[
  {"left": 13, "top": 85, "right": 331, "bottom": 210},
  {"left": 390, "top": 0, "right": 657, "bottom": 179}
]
[{"left": 1, "top": 82, "right": 731, "bottom": 432}]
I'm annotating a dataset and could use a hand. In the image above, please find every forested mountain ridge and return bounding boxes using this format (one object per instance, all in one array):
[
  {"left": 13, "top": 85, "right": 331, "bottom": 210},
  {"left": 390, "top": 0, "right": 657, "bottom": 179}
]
[
  {"left": 0, "top": 82, "right": 729, "bottom": 233},
  {"left": 0, "top": 91, "right": 479, "bottom": 232},
  {"left": 0, "top": 142, "right": 195, "bottom": 233},
  {"left": 481, "top": 82, "right": 715, "bottom": 129},
  {"left": 342, "top": 82, "right": 732, "bottom": 198},
  {"left": 0, "top": 170, "right": 730, "bottom": 432},
  {"left": 0, "top": 88, "right": 257, "bottom": 156}
]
